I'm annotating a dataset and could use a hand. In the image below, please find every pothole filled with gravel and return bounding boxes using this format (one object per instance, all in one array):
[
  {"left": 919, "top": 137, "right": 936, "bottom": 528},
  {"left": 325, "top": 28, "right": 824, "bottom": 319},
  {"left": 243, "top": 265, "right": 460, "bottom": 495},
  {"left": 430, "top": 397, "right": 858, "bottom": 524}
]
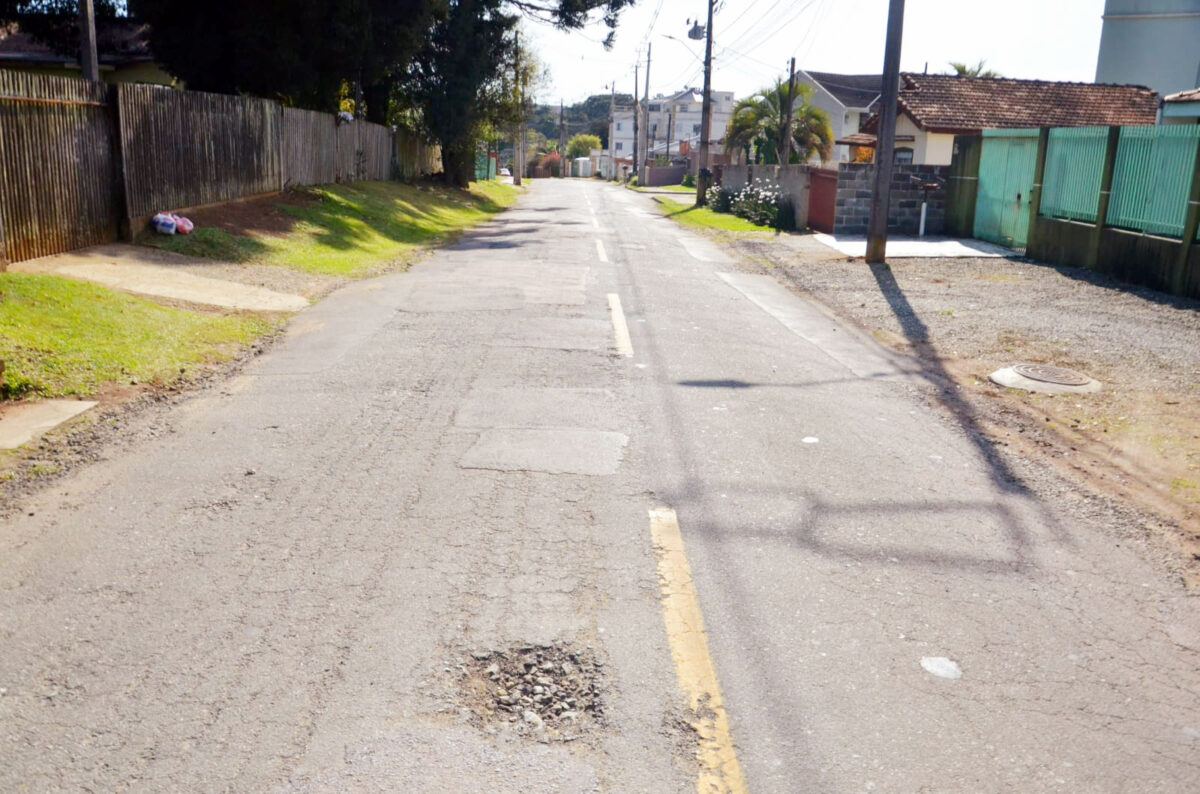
[{"left": 454, "top": 642, "right": 605, "bottom": 742}]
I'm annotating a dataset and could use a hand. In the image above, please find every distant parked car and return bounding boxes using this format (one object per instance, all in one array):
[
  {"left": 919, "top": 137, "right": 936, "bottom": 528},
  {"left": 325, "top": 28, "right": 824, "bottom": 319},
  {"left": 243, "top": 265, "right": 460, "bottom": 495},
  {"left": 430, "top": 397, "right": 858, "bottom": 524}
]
[{"left": 500, "top": 168, "right": 511, "bottom": 176}]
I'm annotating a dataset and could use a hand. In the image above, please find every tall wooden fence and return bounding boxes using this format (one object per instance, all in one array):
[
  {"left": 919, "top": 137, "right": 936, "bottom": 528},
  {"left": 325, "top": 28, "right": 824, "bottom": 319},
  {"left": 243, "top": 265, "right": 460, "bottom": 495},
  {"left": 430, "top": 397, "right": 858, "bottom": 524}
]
[
  {"left": 282, "top": 107, "right": 338, "bottom": 186},
  {"left": 0, "top": 71, "right": 118, "bottom": 263},
  {"left": 0, "top": 68, "right": 443, "bottom": 267},
  {"left": 119, "top": 84, "right": 282, "bottom": 219}
]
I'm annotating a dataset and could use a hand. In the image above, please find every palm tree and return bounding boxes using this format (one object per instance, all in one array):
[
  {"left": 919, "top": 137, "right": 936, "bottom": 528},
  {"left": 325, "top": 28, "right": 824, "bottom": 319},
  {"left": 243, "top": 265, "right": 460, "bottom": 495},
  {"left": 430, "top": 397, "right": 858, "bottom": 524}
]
[
  {"left": 725, "top": 79, "right": 833, "bottom": 165},
  {"left": 948, "top": 60, "right": 1002, "bottom": 78}
]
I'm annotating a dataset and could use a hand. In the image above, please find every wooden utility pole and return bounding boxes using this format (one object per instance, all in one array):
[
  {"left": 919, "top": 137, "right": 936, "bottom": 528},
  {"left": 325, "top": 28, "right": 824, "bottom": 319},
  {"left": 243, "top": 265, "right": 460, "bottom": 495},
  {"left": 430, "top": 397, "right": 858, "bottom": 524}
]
[
  {"left": 559, "top": 99, "right": 566, "bottom": 177},
  {"left": 695, "top": 0, "right": 715, "bottom": 206},
  {"left": 865, "top": 0, "right": 906, "bottom": 264},
  {"left": 781, "top": 57, "right": 796, "bottom": 165},
  {"left": 79, "top": 0, "right": 99, "bottom": 82},
  {"left": 632, "top": 63, "right": 639, "bottom": 179},
  {"left": 513, "top": 31, "right": 522, "bottom": 186},
  {"left": 643, "top": 44, "right": 652, "bottom": 169},
  {"left": 609, "top": 82, "right": 615, "bottom": 179}
]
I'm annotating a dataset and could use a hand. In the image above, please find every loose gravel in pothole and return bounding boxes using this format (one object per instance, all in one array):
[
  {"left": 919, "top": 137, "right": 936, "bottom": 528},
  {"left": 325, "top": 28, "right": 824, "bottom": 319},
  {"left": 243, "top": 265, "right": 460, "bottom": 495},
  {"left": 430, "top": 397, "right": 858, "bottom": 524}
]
[{"left": 455, "top": 643, "right": 604, "bottom": 742}]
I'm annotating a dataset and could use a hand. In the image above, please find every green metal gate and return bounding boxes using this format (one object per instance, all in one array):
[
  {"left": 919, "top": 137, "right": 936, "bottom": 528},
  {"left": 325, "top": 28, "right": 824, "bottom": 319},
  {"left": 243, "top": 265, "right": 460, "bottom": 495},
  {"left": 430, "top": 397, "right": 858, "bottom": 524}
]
[{"left": 974, "top": 129, "right": 1039, "bottom": 249}]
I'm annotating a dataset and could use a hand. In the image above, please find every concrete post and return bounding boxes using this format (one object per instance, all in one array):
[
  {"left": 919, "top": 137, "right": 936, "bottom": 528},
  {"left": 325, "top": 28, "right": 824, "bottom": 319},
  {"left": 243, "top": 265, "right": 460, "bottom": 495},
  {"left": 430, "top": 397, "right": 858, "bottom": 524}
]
[
  {"left": 1088, "top": 126, "right": 1122, "bottom": 270},
  {"left": 1026, "top": 127, "right": 1050, "bottom": 256},
  {"left": 1174, "top": 133, "right": 1200, "bottom": 296}
]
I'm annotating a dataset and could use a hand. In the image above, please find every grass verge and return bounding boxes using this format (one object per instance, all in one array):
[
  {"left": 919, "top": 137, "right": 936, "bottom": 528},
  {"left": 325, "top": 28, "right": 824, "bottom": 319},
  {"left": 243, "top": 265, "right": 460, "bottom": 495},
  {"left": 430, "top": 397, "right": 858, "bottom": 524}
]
[
  {"left": 145, "top": 180, "right": 520, "bottom": 277},
  {"left": 631, "top": 184, "right": 696, "bottom": 194},
  {"left": 656, "top": 197, "right": 775, "bottom": 232},
  {"left": 0, "top": 273, "right": 274, "bottom": 399}
]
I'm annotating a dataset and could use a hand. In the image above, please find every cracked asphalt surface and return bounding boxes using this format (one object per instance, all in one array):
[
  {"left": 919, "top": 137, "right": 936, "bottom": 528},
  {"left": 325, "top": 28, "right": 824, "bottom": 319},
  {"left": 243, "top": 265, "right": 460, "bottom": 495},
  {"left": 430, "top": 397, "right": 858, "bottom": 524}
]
[{"left": 1, "top": 180, "right": 1198, "bottom": 792}]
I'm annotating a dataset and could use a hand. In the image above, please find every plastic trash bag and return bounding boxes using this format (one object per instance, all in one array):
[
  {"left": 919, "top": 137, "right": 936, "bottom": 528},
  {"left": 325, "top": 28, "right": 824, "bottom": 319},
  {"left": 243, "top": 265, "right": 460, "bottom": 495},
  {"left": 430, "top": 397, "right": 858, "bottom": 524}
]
[
  {"left": 172, "top": 215, "right": 194, "bottom": 235},
  {"left": 152, "top": 212, "right": 176, "bottom": 235}
]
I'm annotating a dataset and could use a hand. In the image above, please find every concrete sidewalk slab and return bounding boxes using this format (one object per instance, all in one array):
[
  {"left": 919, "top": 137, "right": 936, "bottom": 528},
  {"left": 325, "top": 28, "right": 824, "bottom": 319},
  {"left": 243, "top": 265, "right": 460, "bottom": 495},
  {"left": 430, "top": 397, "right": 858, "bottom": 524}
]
[
  {"left": 12, "top": 251, "right": 309, "bottom": 312},
  {"left": 814, "top": 233, "right": 1012, "bottom": 258},
  {"left": 0, "top": 400, "right": 97, "bottom": 450}
]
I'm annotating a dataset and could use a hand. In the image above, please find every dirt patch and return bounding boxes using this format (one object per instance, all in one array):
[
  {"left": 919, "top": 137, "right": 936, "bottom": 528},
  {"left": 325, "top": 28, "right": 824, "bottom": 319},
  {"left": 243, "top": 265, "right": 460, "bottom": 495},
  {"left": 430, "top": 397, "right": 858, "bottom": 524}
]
[
  {"left": 728, "top": 232, "right": 1200, "bottom": 590},
  {"left": 452, "top": 643, "right": 605, "bottom": 742},
  {"left": 176, "top": 189, "right": 319, "bottom": 238}
]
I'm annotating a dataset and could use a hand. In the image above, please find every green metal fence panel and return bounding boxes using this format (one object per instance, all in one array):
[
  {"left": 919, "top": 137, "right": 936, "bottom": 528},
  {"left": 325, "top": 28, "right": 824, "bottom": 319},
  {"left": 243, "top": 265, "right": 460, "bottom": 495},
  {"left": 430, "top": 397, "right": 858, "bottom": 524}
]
[
  {"left": 974, "top": 129, "right": 1038, "bottom": 249},
  {"left": 1106, "top": 125, "right": 1200, "bottom": 238},
  {"left": 1040, "top": 126, "right": 1107, "bottom": 223}
]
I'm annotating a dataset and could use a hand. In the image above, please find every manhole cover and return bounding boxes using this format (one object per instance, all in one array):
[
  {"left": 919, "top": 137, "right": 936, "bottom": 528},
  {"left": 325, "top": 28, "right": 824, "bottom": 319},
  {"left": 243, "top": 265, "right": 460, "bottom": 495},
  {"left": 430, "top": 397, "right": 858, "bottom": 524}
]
[{"left": 1011, "top": 363, "right": 1092, "bottom": 387}]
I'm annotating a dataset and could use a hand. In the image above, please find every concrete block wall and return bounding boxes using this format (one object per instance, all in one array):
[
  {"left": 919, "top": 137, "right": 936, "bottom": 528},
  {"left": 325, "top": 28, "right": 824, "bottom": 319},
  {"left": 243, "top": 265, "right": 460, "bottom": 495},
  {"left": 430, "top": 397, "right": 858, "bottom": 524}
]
[{"left": 833, "top": 163, "right": 950, "bottom": 236}]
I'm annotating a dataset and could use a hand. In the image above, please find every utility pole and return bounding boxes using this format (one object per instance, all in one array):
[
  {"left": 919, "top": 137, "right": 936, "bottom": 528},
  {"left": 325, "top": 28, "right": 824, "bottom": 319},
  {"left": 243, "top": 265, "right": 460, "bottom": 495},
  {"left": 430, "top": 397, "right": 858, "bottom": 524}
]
[
  {"left": 643, "top": 44, "right": 652, "bottom": 171},
  {"left": 609, "top": 82, "right": 615, "bottom": 180},
  {"left": 632, "top": 63, "right": 639, "bottom": 179},
  {"left": 78, "top": 0, "right": 99, "bottom": 82},
  {"left": 695, "top": 0, "right": 715, "bottom": 206},
  {"left": 513, "top": 30, "right": 522, "bottom": 186},
  {"left": 782, "top": 57, "right": 796, "bottom": 165},
  {"left": 667, "top": 108, "right": 674, "bottom": 162},
  {"left": 559, "top": 99, "right": 566, "bottom": 177},
  {"left": 865, "top": 0, "right": 906, "bottom": 264}
]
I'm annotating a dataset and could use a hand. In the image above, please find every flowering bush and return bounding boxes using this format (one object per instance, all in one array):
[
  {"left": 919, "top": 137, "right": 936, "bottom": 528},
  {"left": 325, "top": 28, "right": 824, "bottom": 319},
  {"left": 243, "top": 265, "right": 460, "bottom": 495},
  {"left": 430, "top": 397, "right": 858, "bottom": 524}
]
[
  {"left": 730, "top": 179, "right": 784, "bottom": 228},
  {"left": 706, "top": 184, "right": 733, "bottom": 213}
]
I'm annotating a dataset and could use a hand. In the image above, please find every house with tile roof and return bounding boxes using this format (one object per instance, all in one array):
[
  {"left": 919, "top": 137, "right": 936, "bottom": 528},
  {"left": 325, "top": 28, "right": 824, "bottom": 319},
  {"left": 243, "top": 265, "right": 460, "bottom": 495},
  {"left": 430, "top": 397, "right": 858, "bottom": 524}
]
[
  {"left": 1162, "top": 87, "right": 1200, "bottom": 125},
  {"left": 794, "top": 71, "right": 880, "bottom": 163},
  {"left": 859, "top": 73, "right": 1159, "bottom": 165}
]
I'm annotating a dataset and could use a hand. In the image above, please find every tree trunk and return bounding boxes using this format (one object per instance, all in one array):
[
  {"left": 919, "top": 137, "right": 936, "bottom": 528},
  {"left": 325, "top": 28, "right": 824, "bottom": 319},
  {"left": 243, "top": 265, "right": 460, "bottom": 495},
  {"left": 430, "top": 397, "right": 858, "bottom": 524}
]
[
  {"left": 441, "top": 143, "right": 474, "bottom": 188},
  {"left": 363, "top": 82, "right": 391, "bottom": 125}
]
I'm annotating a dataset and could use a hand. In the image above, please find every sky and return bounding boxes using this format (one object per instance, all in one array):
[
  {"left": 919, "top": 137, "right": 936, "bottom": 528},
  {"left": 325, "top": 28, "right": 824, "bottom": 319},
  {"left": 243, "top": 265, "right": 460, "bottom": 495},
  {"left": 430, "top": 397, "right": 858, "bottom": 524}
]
[{"left": 523, "top": 0, "right": 1108, "bottom": 105}]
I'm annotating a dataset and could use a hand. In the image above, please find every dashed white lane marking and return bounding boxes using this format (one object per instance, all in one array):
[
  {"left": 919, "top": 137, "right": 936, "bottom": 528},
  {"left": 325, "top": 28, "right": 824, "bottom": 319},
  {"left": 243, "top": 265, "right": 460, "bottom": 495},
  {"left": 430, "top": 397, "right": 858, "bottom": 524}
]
[
  {"left": 596, "top": 239, "right": 609, "bottom": 263},
  {"left": 606, "top": 293, "right": 634, "bottom": 357}
]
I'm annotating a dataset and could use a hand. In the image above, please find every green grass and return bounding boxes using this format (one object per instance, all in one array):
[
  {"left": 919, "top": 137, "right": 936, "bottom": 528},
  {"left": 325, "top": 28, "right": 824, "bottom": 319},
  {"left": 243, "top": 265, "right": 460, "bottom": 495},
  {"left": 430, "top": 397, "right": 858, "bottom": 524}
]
[
  {"left": 657, "top": 198, "right": 775, "bottom": 232},
  {"left": 0, "top": 273, "right": 272, "bottom": 399},
  {"left": 631, "top": 183, "right": 697, "bottom": 194},
  {"left": 146, "top": 180, "right": 520, "bottom": 277}
]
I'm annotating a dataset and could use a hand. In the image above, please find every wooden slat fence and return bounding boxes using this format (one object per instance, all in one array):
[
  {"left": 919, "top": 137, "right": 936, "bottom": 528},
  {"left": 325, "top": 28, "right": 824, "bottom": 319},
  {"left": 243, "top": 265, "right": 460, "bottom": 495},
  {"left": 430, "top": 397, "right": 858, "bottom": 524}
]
[
  {"left": 357, "top": 121, "right": 394, "bottom": 181},
  {"left": 0, "top": 69, "right": 446, "bottom": 265},
  {"left": 395, "top": 129, "right": 440, "bottom": 180},
  {"left": 282, "top": 107, "right": 337, "bottom": 187},
  {"left": 0, "top": 70, "right": 117, "bottom": 264},
  {"left": 118, "top": 84, "right": 282, "bottom": 218}
]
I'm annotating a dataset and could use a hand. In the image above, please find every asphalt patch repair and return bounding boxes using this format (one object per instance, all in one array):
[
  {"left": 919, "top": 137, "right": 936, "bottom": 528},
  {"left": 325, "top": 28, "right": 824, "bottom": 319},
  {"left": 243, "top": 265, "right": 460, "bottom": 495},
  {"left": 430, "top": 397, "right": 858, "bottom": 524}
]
[{"left": 454, "top": 643, "right": 605, "bottom": 742}]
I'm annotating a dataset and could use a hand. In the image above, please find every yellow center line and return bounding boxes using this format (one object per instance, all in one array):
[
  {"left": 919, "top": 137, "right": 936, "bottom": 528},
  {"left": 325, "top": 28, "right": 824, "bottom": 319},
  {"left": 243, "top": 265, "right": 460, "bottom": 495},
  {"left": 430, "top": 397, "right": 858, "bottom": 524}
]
[
  {"left": 607, "top": 293, "right": 634, "bottom": 357},
  {"left": 648, "top": 507, "right": 749, "bottom": 794}
]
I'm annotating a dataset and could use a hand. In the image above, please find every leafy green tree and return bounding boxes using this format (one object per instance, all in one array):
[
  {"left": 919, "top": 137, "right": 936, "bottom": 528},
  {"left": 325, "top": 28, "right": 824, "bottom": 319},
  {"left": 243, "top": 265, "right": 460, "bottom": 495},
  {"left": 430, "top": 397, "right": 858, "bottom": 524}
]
[
  {"left": 725, "top": 80, "right": 833, "bottom": 165},
  {"left": 948, "top": 60, "right": 1002, "bottom": 78},
  {"left": 566, "top": 133, "right": 601, "bottom": 159}
]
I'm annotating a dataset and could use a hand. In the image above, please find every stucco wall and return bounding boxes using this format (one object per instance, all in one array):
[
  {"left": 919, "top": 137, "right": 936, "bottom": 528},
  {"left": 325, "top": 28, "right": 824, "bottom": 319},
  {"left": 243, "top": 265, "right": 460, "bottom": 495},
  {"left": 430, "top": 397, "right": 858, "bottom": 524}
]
[{"left": 1095, "top": 0, "right": 1200, "bottom": 96}]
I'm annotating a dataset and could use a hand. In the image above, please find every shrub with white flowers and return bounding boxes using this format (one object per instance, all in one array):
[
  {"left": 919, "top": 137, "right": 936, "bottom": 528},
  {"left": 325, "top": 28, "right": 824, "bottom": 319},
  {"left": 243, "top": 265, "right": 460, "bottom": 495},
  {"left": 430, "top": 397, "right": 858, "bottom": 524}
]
[
  {"left": 731, "top": 179, "right": 784, "bottom": 228},
  {"left": 706, "top": 184, "right": 733, "bottom": 213}
]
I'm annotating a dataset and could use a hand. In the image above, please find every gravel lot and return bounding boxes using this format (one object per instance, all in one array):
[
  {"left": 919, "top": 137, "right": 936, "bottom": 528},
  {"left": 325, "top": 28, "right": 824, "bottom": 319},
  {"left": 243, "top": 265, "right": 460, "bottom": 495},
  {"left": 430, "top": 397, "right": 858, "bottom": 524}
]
[{"left": 730, "top": 231, "right": 1200, "bottom": 589}]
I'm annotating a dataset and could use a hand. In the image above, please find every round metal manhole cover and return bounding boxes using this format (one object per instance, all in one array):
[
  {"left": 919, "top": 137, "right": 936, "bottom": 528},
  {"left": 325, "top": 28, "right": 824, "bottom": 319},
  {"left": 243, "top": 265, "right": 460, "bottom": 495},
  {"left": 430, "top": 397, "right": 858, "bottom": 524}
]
[{"left": 1011, "top": 363, "right": 1092, "bottom": 387}]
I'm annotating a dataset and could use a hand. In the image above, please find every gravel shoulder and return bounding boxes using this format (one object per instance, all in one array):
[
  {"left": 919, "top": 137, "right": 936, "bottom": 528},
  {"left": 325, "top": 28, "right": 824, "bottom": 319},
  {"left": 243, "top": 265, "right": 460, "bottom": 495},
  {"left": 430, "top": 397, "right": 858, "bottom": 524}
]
[{"left": 715, "top": 230, "right": 1200, "bottom": 590}]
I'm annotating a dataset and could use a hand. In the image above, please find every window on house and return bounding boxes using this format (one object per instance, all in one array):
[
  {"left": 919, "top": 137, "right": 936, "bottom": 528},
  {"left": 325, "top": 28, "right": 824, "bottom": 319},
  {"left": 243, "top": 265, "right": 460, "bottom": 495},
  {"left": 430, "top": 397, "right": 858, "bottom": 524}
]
[
  {"left": 692, "top": 123, "right": 701, "bottom": 134},
  {"left": 678, "top": 104, "right": 688, "bottom": 112},
  {"left": 894, "top": 147, "right": 914, "bottom": 164},
  {"left": 616, "top": 122, "right": 622, "bottom": 131},
  {"left": 649, "top": 103, "right": 661, "bottom": 112},
  {"left": 615, "top": 142, "right": 623, "bottom": 150}
]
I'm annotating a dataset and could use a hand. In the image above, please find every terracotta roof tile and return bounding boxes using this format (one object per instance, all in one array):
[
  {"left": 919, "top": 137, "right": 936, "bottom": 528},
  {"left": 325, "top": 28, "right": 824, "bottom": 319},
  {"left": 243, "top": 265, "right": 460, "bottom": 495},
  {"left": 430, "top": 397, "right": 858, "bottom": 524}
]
[{"left": 861, "top": 73, "right": 1158, "bottom": 134}]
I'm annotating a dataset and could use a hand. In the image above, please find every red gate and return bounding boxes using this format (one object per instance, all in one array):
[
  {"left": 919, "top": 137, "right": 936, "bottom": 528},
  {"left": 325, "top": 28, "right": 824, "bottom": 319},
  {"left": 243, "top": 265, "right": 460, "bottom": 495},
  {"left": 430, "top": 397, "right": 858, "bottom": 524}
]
[{"left": 808, "top": 167, "right": 838, "bottom": 233}]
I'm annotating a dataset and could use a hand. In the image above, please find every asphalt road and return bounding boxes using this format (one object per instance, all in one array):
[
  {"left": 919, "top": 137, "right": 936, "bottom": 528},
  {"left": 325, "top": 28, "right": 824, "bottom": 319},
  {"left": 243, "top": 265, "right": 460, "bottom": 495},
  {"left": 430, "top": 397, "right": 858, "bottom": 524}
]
[{"left": 2, "top": 179, "right": 1198, "bottom": 792}]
